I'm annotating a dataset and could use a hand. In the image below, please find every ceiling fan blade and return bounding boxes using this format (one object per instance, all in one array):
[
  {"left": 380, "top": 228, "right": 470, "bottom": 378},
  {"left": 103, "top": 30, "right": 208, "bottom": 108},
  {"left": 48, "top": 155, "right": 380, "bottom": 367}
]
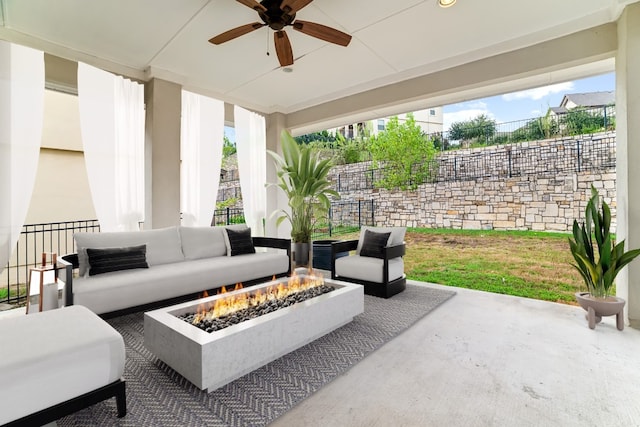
[
  {"left": 274, "top": 31, "right": 294, "bottom": 66},
  {"left": 209, "top": 22, "right": 265, "bottom": 45},
  {"left": 292, "top": 20, "right": 351, "bottom": 46},
  {"left": 280, "top": 0, "right": 313, "bottom": 14},
  {"left": 236, "top": 0, "right": 267, "bottom": 12}
]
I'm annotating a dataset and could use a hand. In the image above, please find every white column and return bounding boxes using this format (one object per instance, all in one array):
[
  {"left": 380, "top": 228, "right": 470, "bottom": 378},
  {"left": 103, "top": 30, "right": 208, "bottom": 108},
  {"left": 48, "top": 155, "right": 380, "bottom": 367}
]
[
  {"left": 145, "top": 78, "right": 182, "bottom": 229},
  {"left": 265, "top": 112, "right": 289, "bottom": 238},
  {"left": 615, "top": 2, "right": 640, "bottom": 329}
]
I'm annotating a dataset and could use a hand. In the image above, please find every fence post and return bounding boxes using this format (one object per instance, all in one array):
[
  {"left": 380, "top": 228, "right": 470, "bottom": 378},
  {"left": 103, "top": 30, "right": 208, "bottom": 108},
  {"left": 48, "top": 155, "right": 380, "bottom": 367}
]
[
  {"left": 576, "top": 140, "right": 582, "bottom": 173},
  {"left": 370, "top": 199, "right": 374, "bottom": 226},
  {"left": 358, "top": 200, "right": 362, "bottom": 228},
  {"left": 507, "top": 146, "right": 512, "bottom": 178},
  {"left": 328, "top": 206, "right": 333, "bottom": 237},
  {"left": 454, "top": 156, "right": 458, "bottom": 181},
  {"left": 338, "top": 174, "right": 341, "bottom": 192},
  {"left": 226, "top": 208, "right": 230, "bottom": 225}
]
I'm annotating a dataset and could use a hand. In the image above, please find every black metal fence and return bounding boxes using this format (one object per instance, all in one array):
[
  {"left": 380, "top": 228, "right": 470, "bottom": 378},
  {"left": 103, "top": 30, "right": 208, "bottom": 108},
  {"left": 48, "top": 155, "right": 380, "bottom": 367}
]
[
  {"left": 336, "top": 136, "right": 616, "bottom": 192},
  {"left": 1, "top": 219, "right": 100, "bottom": 305},
  {"left": 312, "top": 200, "right": 375, "bottom": 239},
  {"left": 210, "top": 208, "right": 245, "bottom": 226},
  {"left": 430, "top": 105, "right": 615, "bottom": 150},
  {"left": 209, "top": 201, "right": 374, "bottom": 241}
]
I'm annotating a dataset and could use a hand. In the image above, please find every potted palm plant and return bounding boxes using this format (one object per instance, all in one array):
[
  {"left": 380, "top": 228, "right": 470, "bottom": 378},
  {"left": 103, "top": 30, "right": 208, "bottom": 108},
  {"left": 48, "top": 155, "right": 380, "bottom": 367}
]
[
  {"left": 569, "top": 185, "right": 640, "bottom": 330},
  {"left": 267, "top": 130, "right": 340, "bottom": 266}
]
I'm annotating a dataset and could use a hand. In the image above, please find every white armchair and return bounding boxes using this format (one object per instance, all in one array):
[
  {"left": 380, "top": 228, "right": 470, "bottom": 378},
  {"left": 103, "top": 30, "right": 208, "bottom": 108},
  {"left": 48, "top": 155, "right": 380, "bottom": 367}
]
[{"left": 331, "top": 226, "right": 406, "bottom": 298}]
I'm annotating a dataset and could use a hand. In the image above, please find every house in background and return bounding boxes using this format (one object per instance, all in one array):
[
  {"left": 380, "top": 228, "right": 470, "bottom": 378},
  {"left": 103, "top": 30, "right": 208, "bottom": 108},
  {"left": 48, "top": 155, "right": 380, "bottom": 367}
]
[
  {"left": 550, "top": 90, "right": 615, "bottom": 115},
  {"left": 332, "top": 107, "right": 444, "bottom": 139}
]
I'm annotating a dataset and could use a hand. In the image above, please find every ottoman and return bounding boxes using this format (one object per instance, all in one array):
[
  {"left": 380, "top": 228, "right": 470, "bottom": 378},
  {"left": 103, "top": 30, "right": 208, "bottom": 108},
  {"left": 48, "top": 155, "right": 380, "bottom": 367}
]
[{"left": 0, "top": 305, "right": 126, "bottom": 426}]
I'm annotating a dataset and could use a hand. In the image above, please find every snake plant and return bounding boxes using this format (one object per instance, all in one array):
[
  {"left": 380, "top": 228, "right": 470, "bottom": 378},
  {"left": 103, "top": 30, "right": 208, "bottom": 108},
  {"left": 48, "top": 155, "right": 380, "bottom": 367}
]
[{"left": 569, "top": 185, "right": 640, "bottom": 298}]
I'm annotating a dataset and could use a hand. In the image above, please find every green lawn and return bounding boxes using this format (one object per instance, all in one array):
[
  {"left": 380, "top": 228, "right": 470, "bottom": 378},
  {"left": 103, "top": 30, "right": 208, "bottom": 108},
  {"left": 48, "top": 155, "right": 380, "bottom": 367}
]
[{"left": 402, "top": 228, "right": 583, "bottom": 304}]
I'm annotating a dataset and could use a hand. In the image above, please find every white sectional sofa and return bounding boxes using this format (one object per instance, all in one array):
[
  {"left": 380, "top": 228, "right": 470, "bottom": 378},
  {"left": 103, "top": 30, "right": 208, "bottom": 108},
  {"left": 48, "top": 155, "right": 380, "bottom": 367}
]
[{"left": 59, "top": 225, "right": 291, "bottom": 316}]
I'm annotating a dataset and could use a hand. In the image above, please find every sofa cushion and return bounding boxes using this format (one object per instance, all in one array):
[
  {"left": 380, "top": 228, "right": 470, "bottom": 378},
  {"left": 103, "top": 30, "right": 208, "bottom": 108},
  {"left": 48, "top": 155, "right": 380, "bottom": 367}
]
[
  {"left": 75, "top": 226, "right": 184, "bottom": 276},
  {"left": 72, "top": 252, "right": 290, "bottom": 314},
  {"left": 87, "top": 245, "right": 149, "bottom": 276},
  {"left": 335, "top": 255, "right": 404, "bottom": 284},
  {"left": 356, "top": 226, "right": 406, "bottom": 256},
  {"left": 221, "top": 224, "right": 249, "bottom": 255},
  {"left": 0, "top": 305, "right": 125, "bottom": 425},
  {"left": 178, "top": 226, "right": 227, "bottom": 260},
  {"left": 360, "top": 230, "right": 391, "bottom": 259},
  {"left": 226, "top": 227, "right": 256, "bottom": 256}
]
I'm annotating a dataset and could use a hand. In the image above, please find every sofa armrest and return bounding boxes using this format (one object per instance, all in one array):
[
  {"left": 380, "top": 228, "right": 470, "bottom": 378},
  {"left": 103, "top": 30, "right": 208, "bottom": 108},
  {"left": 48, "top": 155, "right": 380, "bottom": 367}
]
[
  {"left": 57, "top": 255, "right": 75, "bottom": 306},
  {"left": 253, "top": 236, "right": 290, "bottom": 251},
  {"left": 385, "top": 242, "right": 406, "bottom": 259},
  {"left": 331, "top": 240, "right": 358, "bottom": 279},
  {"left": 253, "top": 237, "right": 292, "bottom": 275}
]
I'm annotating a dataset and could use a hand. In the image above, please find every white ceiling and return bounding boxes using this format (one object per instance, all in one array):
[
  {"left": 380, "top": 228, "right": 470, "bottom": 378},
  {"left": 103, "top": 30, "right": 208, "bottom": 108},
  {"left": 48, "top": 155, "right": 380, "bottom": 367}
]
[{"left": 0, "top": 0, "right": 636, "bottom": 115}]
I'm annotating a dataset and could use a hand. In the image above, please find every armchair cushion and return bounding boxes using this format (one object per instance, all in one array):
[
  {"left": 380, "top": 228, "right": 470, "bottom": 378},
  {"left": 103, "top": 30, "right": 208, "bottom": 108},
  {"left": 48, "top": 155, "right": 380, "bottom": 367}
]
[
  {"left": 355, "top": 226, "right": 406, "bottom": 256},
  {"left": 360, "top": 230, "right": 391, "bottom": 259},
  {"left": 334, "top": 255, "right": 404, "bottom": 284}
]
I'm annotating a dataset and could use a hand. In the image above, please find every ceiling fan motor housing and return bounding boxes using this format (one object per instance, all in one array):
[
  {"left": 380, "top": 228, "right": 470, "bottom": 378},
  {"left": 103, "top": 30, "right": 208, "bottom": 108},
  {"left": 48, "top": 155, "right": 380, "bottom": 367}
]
[{"left": 258, "top": 0, "right": 296, "bottom": 30}]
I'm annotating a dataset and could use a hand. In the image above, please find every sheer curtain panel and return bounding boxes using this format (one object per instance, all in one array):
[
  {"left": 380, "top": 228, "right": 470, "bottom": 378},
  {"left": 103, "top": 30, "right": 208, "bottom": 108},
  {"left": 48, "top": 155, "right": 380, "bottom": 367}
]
[
  {"left": 77, "top": 63, "right": 145, "bottom": 232},
  {"left": 180, "top": 91, "right": 224, "bottom": 226},
  {"left": 0, "top": 42, "right": 44, "bottom": 272},
  {"left": 234, "top": 106, "right": 266, "bottom": 235}
]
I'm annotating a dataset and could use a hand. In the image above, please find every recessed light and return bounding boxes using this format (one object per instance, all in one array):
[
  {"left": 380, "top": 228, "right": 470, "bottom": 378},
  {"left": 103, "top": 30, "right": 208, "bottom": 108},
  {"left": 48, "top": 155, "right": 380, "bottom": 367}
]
[
  {"left": 282, "top": 67, "right": 293, "bottom": 73},
  {"left": 438, "top": 0, "right": 456, "bottom": 7}
]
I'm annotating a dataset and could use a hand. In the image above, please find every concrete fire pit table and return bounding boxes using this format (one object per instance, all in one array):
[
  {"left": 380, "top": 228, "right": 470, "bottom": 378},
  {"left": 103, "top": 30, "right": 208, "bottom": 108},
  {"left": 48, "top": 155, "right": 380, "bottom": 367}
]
[{"left": 144, "top": 274, "right": 364, "bottom": 391}]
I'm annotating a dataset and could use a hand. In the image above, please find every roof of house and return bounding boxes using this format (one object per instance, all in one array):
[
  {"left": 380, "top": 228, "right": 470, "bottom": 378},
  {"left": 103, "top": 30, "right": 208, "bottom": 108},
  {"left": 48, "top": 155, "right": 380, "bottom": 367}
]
[
  {"left": 549, "top": 106, "right": 569, "bottom": 115},
  {"left": 559, "top": 91, "right": 615, "bottom": 108}
]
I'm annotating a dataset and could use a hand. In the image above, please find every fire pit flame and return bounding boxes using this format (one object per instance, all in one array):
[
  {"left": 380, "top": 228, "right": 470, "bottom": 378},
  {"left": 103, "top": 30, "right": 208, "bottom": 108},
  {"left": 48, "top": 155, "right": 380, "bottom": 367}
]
[{"left": 190, "top": 271, "right": 328, "bottom": 327}]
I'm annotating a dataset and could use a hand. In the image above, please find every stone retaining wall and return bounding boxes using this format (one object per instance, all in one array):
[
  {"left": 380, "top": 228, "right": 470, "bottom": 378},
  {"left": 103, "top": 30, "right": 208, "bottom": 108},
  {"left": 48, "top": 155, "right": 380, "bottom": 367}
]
[
  {"left": 220, "top": 132, "right": 617, "bottom": 232},
  {"left": 331, "top": 132, "right": 616, "bottom": 232},
  {"left": 337, "top": 171, "right": 615, "bottom": 232}
]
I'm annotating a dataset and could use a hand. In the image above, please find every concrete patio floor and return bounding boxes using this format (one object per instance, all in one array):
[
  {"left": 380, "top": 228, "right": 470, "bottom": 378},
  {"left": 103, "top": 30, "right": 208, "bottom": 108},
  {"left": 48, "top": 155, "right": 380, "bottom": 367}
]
[{"left": 272, "top": 281, "right": 640, "bottom": 427}]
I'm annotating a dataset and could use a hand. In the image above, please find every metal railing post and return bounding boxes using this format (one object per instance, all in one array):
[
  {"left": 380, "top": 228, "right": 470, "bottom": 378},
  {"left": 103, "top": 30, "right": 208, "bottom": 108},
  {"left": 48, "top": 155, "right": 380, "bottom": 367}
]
[
  {"left": 328, "top": 206, "right": 333, "bottom": 237},
  {"left": 577, "top": 140, "right": 582, "bottom": 173}
]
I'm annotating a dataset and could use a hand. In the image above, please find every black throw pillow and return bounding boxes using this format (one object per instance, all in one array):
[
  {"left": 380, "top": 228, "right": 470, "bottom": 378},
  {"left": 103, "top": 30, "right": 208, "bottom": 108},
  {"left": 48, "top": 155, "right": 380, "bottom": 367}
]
[
  {"left": 360, "top": 230, "right": 391, "bottom": 259},
  {"left": 87, "top": 245, "right": 149, "bottom": 276},
  {"left": 226, "top": 227, "right": 256, "bottom": 256}
]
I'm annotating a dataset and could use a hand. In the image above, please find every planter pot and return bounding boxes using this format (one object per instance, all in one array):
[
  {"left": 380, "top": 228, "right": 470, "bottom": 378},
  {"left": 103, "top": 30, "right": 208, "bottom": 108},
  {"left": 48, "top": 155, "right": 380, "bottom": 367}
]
[
  {"left": 293, "top": 242, "right": 311, "bottom": 267},
  {"left": 575, "top": 292, "right": 625, "bottom": 331},
  {"left": 312, "top": 240, "right": 348, "bottom": 271}
]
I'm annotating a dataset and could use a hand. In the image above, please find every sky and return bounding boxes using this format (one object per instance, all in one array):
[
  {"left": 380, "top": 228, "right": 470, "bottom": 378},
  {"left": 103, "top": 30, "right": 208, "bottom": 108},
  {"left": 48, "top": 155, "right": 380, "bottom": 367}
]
[
  {"left": 442, "top": 72, "right": 615, "bottom": 131},
  {"left": 225, "top": 72, "right": 616, "bottom": 139}
]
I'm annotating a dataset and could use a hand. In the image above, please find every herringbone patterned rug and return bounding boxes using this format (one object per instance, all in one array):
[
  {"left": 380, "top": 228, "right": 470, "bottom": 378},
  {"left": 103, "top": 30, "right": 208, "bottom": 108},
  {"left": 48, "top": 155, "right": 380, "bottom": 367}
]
[{"left": 59, "top": 284, "right": 455, "bottom": 426}]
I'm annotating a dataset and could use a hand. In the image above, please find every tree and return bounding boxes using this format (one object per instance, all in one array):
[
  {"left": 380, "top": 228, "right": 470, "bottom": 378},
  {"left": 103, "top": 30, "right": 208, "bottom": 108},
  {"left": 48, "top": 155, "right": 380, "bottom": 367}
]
[
  {"left": 448, "top": 114, "right": 497, "bottom": 144},
  {"left": 294, "top": 130, "right": 338, "bottom": 145},
  {"left": 222, "top": 135, "right": 236, "bottom": 157},
  {"left": 368, "top": 114, "right": 436, "bottom": 190}
]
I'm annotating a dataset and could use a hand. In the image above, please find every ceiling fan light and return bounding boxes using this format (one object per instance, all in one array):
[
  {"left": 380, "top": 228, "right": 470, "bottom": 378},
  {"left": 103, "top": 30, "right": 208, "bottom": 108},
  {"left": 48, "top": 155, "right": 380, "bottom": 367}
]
[{"left": 438, "top": 0, "right": 456, "bottom": 8}]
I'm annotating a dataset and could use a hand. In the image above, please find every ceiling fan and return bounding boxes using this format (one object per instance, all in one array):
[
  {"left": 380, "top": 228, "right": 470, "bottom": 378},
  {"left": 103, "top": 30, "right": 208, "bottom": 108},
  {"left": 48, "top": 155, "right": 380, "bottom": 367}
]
[{"left": 209, "top": 0, "right": 352, "bottom": 67}]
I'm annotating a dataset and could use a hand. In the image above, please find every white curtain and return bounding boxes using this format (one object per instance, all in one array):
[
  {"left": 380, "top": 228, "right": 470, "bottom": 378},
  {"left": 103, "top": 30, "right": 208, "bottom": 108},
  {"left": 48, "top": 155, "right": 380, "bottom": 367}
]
[
  {"left": 77, "top": 63, "right": 145, "bottom": 232},
  {"left": 234, "top": 106, "right": 266, "bottom": 235},
  {"left": 180, "top": 90, "right": 224, "bottom": 226},
  {"left": 0, "top": 42, "right": 44, "bottom": 272}
]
